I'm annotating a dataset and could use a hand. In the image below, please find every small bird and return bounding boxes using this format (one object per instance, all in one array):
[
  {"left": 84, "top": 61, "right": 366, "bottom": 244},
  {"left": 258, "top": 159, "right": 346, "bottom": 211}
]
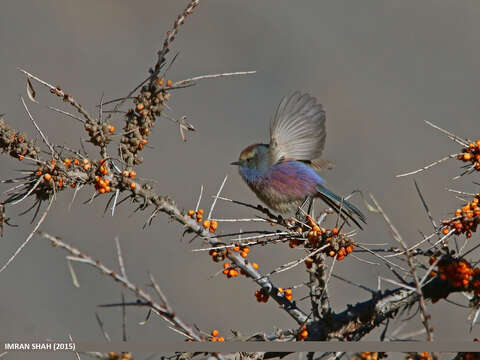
[{"left": 231, "top": 91, "right": 366, "bottom": 228}]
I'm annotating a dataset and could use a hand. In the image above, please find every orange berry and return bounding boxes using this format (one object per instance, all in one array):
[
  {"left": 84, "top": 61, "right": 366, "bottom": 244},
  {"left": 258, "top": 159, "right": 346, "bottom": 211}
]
[
  {"left": 252, "top": 263, "right": 259, "bottom": 270},
  {"left": 105, "top": 186, "right": 111, "bottom": 193},
  {"left": 166, "top": 80, "right": 173, "bottom": 87},
  {"left": 71, "top": 183, "right": 76, "bottom": 188},
  {"left": 240, "top": 251, "right": 248, "bottom": 258},
  {"left": 136, "top": 103, "right": 145, "bottom": 112},
  {"left": 300, "top": 330, "right": 308, "bottom": 339},
  {"left": 217, "top": 337, "right": 225, "bottom": 342},
  {"left": 203, "top": 220, "right": 210, "bottom": 229},
  {"left": 107, "top": 124, "right": 115, "bottom": 133},
  {"left": 99, "top": 187, "right": 106, "bottom": 194},
  {"left": 130, "top": 182, "right": 137, "bottom": 190},
  {"left": 222, "top": 269, "right": 229, "bottom": 275},
  {"left": 243, "top": 247, "right": 250, "bottom": 254},
  {"left": 188, "top": 209, "right": 195, "bottom": 217},
  {"left": 35, "top": 170, "right": 42, "bottom": 176},
  {"left": 83, "top": 164, "right": 91, "bottom": 171},
  {"left": 442, "top": 227, "right": 450, "bottom": 235},
  {"left": 223, "top": 263, "right": 230, "bottom": 269},
  {"left": 210, "top": 220, "right": 218, "bottom": 230},
  {"left": 44, "top": 173, "right": 52, "bottom": 181},
  {"left": 329, "top": 250, "right": 336, "bottom": 257},
  {"left": 464, "top": 153, "right": 473, "bottom": 161},
  {"left": 233, "top": 246, "right": 240, "bottom": 251},
  {"left": 332, "top": 227, "right": 339, "bottom": 235},
  {"left": 156, "top": 77, "right": 164, "bottom": 85},
  {"left": 74, "top": 159, "right": 80, "bottom": 165},
  {"left": 211, "top": 329, "right": 219, "bottom": 337},
  {"left": 278, "top": 288, "right": 284, "bottom": 293},
  {"left": 129, "top": 170, "right": 136, "bottom": 178}
]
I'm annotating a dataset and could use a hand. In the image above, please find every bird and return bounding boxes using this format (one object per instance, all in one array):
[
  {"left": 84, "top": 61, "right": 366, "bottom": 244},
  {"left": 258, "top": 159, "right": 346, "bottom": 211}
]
[{"left": 231, "top": 91, "right": 366, "bottom": 229}]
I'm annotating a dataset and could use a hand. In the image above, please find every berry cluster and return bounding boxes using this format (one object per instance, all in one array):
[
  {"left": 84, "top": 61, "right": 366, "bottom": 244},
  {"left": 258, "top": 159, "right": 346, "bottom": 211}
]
[
  {"left": 254, "top": 289, "right": 269, "bottom": 303},
  {"left": 278, "top": 287, "right": 293, "bottom": 301},
  {"left": 222, "top": 262, "right": 239, "bottom": 278},
  {"left": 430, "top": 256, "right": 480, "bottom": 301},
  {"left": 108, "top": 352, "right": 133, "bottom": 360},
  {"left": 457, "top": 140, "right": 480, "bottom": 171},
  {"left": 296, "top": 325, "right": 308, "bottom": 341},
  {"left": 84, "top": 122, "right": 115, "bottom": 148},
  {"left": 442, "top": 193, "right": 480, "bottom": 238},
  {"left": 221, "top": 259, "right": 259, "bottom": 279},
  {"left": 290, "top": 216, "right": 355, "bottom": 261},
  {"left": 187, "top": 209, "right": 218, "bottom": 233},
  {"left": 120, "top": 81, "right": 170, "bottom": 166},
  {"left": 208, "top": 329, "right": 225, "bottom": 342},
  {"left": 405, "top": 353, "right": 431, "bottom": 360},
  {"left": 32, "top": 159, "right": 71, "bottom": 199},
  {"left": 208, "top": 247, "right": 226, "bottom": 262},
  {"left": 0, "top": 119, "right": 40, "bottom": 160}
]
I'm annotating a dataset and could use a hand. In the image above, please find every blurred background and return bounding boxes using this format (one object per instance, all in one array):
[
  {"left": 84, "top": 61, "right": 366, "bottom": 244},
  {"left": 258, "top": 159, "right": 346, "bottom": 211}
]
[{"left": 1, "top": 0, "right": 480, "bottom": 358}]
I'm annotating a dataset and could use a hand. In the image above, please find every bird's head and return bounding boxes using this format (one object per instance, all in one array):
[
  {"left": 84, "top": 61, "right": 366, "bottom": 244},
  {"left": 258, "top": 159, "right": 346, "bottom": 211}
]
[{"left": 231, "top": 144, "right": 269, "bottom": 172}]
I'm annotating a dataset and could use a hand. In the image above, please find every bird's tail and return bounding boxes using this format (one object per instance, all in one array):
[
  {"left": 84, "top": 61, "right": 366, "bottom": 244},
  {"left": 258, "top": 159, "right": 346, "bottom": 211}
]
[{"left": 316, "top": 184, "right": 367, "bottom": 229}]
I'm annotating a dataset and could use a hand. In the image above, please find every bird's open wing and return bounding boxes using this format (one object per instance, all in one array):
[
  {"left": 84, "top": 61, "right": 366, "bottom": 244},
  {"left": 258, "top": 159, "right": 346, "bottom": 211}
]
[{"left": 269, "top": 92, "right": 326, "bottom": 165}]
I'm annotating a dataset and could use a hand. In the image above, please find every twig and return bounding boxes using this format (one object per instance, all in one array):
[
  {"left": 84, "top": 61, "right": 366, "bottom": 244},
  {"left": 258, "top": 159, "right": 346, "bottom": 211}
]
[
  {"left": 21, "top": 97, "right": 55, "bottom": 156},
  {"left": 39, "top": 232, "right": 204, "bottom": 341},
  {"left": 0, "top": 196, "right": 53, "bottom": 273},
  {"left": 208, "top": 175, "right": 228, "bottom": 220}
]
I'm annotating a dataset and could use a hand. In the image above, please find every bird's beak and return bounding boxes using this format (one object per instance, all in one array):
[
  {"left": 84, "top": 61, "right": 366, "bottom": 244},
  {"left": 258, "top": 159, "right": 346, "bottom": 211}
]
[{"left": 230, "top": 161, "right": 241, "bottom": 166}]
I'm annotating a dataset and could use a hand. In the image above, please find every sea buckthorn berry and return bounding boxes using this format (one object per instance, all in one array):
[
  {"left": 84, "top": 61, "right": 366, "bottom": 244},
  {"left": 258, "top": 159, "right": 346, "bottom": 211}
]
[
  {"left": 252, "top": 263, "right": 259, "bottom": 270},
  {"left": 107, "top": 124, "right": 115, "bottom": 133},
  {"left": 243, "top": 247, "right": 250, "bottom": 254},
  {"left": 99, "top": 187, "right": 106, "bottom": 194},
  {"left": 211, "top": 329, "right": 219, "bottom": 337},
  {"left": 217, "top": 337, "right": 225, "bottom": 342},
  {"left": 442, "top": 227, "right": 450, "bottom": 235},
  {"left": 210, "top": 220, "right": 218, "bottom": 230},
  {"left": 197, "top": 209, "right": 204, "bottom": 215},
  {"left": 130, "top": 182, "right": 137, "bottom": 190},
  {"left": 332, "top": 227, "right": 339, "bottom": 235},
  {"left": 129, "top": 170, "right": 136, "bottom": 178},
  {"left": 223, "top": 263, "right": 230, "bottom": 269},
  {"left": 233, "top": 246, "right": 240, "bottom": 251},
  {"left": 166, "top": 80, "right": 173, "bottom": 87},
  {"left": 188, "top": 210, "right": 195, "bottom": 217},
  {"left": 305, "top": 257, "right": 313, "bottom": 269},
  {"left": 240, "top": 252, "right": 248, "bottom": 258},
  {"left": 329, "top": 250, "right": 336, "bottom": 257},
  {"left": 74, "top": 159, "right": 80, "bottom": 165},
  {"left": 203, "top": 220, "right": 210, "bottom": 229},
  {"left": 44, "top": 173, "right": 52, "bottom": 181},
  {"left": 156, "top": 77, "right": 164, "bottom": 85},
  {"left": 136, "top": 103, "right": 145, "bottom": 112}
]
